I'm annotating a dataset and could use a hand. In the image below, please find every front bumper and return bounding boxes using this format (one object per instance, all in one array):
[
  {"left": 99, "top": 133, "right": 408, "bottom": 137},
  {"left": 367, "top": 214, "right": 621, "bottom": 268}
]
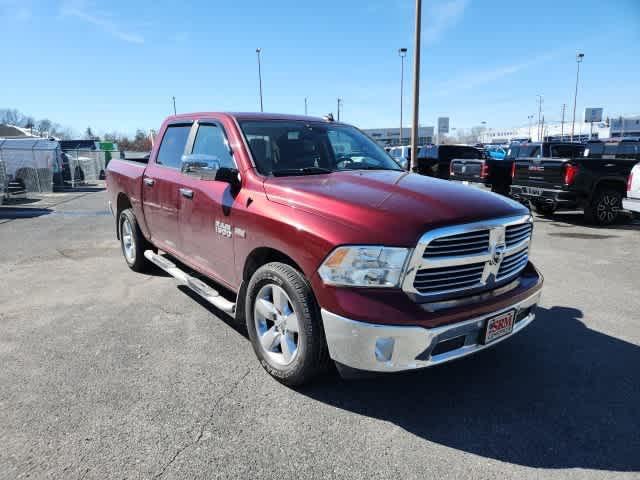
[
  {"left": 322, "top": 290, "right": 540, "bottom": 372},
  {"left": 622, "top": 197, "right": 640, "bottom": 213}
]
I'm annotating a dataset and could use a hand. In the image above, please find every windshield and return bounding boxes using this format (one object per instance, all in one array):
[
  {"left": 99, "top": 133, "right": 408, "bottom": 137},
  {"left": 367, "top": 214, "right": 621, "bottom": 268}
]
[{"left": 240, "top": 121, "right": 402, "bottom": 176}]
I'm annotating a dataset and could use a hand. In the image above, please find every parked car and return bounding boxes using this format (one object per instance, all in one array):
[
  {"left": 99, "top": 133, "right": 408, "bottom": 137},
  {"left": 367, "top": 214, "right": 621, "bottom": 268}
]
[
  {"left": 622, "top": 161, "right": 640, "bottom": 214},
  {"left": 511, "top": 139, "right": 639, "bottom": 225},
  {"left": 387, "top": 145, "right": 412, "bottom": 170},
  {"left": 415, "top": 144, "right": 485, "bottom": 179},
  {"left": 449, "top": 143, "right": 522, "bottom": 196},
  {"left": 107, "top": 112, "right": 543, "bottom": 386}
]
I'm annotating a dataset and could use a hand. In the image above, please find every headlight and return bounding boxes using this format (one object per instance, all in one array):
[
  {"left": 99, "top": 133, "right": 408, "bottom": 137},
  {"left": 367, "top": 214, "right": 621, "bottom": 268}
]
[{"left": 318, "top": 246, "right": 409, "bottom": 288}]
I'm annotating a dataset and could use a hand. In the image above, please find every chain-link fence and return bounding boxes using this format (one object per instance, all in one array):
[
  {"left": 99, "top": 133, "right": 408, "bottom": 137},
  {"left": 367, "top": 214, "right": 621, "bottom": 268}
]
[
  {"left": 60, "top": 149, "right": 116, "bottom": 187},
  {"left": 0, "top": 158, "right": 7, "bottom": 204},
  {"left": 0, "top": 138, "right": 58, "bottom": 194}
]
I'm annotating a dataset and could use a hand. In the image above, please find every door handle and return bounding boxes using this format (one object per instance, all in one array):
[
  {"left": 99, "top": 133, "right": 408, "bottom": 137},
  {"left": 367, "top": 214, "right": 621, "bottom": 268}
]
[
  {"left": 143, "top": 177, "right": 155, "bottom": 186},
  {"left": 179, "top": 188, "right": 194, "bottom": 199}
]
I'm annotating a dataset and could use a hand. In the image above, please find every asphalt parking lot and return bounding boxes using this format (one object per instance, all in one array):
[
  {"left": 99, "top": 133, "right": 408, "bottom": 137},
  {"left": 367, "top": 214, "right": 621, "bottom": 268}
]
[{"left": 1, "top": 188, "right": 639, "bottom": 480}]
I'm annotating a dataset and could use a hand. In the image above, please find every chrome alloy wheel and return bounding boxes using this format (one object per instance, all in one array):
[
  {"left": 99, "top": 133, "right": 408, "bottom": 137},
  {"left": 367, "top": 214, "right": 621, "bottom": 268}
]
[
  {"left": 597, "top": 193, "right": 619, "bottom": 224},
  {"left": 121, "top": 216, "right": 136, "bottom": 264},
  {"left": 254, "top": 284, "right": 301, "bottom": 366}
]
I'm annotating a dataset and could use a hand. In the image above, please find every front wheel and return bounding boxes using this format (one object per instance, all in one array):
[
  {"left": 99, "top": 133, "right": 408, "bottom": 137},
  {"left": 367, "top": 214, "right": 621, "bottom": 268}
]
[
  {"left": 585, "top": 188, "right": 623, "bottom": 226},
  {"left": 245, "top": 262, "right": 330, "bottom": 386}
]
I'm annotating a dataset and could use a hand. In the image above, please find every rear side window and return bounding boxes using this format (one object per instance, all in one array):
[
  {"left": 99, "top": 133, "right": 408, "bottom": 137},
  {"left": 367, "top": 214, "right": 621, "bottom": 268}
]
[
  {"left": 518, "top": 146, "right": 540, "bottom": 157},
  {"left": 156, "top": 125, "right": 191, "bottom": 169},
  {"left": 191, "top": 124, "right": 235, "bottom": 169},
  {"left": 551, "top": 145, "right": 583, "bottom": 158},
  {"left": 585, "top": 143, "right": 604, "bottom": 156},
  {"left": 617, "top": 142, "right": 638, "bottom": 157}
]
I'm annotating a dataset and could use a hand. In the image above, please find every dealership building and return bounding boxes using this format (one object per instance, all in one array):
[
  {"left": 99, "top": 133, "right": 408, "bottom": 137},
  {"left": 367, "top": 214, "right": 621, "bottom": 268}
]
[{"left": 362, "top": 126, "right": 435, "bottom": 146}]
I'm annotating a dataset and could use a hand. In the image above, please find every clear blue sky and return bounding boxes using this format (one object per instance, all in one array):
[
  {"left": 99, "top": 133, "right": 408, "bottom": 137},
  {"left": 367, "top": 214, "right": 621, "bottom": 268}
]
[{"left": 1, "top": 0, "right": 638, "bottom": 136}]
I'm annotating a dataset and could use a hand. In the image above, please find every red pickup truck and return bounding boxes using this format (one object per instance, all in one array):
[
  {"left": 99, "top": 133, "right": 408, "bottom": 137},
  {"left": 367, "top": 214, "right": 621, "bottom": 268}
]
[{"left": 106, "top": 112, "right": 543, "bottom": 385}]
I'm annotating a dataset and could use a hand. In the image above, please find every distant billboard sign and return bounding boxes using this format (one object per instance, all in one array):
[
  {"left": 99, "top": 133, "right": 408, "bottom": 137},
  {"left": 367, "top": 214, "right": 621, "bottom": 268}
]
[
  {"left": 584, "top": 108, "right": 603, "bottom": 123},
  {"left": 437, "top": 117, "right": 450, "bottom": 134}
]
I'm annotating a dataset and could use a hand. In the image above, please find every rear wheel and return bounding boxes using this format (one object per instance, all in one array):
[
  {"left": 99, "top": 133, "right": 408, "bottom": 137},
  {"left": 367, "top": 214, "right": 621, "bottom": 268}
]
[
  {"left": 585, "top": 188, "right": 623, "bottom": 226},
  {"left": 118, "top": 208, "right": 153, "bottom": 272},
  {"left": 245, "top": 262, "right": 330, "bottom": 386},
  {"left": 531, "top": 201, "right": 556, "bottom": 216}
]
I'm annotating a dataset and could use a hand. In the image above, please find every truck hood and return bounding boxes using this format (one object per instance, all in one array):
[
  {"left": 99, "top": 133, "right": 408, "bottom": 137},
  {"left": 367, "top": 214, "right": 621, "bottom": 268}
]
[{"left": 263, "top": 170, "right": 528, "bottom": 246}]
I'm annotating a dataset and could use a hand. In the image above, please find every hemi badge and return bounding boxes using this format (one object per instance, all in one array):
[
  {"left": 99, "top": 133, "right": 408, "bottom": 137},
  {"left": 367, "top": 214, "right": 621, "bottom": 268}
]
[{"left": 234, "top": 227, "right": 246, "bottom": 238}]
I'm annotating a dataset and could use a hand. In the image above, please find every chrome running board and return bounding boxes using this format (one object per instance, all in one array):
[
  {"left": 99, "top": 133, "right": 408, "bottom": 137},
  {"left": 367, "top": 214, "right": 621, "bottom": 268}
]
[{"left": 144, "top": 250, "right": 236, "bottom": 315}]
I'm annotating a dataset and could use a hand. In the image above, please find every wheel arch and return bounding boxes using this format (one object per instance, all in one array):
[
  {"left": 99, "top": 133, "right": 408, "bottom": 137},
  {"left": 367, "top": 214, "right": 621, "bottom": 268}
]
[{"left": 115, "top": 192, "right": 132, "bottom": 239}]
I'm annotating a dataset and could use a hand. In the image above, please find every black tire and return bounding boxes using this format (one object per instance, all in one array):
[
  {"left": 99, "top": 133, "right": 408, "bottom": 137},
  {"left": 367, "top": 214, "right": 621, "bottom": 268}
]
[
  {"left": 245, "top": 262, "right": 330, "bottom": 386},
  {"left": 531, "top": 201, "right": 556, "bottom": 216},
  {"left": 118, "top": 208, "right": 153, "bottom": 272},
  {"left": 585, "top": 188, "right": 623, "bottom": 226}
]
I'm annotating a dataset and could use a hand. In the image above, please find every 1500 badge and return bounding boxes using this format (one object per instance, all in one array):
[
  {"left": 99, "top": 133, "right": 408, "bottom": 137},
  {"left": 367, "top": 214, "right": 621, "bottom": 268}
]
[{"left": 215, "top": 221, "right": 232, "bottom": 238}]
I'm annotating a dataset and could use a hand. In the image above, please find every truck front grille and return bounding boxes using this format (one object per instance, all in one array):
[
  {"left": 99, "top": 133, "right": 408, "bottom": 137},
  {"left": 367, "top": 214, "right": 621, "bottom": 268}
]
[
  {"left": 413, "top": 262, "right": 485, "bottom": 295},
  {"left": 423, "top": 230, "right": 490, "bottom": 258},
  {"left": 403, "top": 215, "right": 533, "bottom": 300}
]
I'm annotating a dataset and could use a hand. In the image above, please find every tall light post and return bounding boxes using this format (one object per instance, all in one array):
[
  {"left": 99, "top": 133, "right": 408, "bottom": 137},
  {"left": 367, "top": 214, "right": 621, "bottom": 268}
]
[
  {"left": 256, "top": 48, "right": 264, "bottom": 112},
  {"left": 409, "top": 0, "right": 422, "bottom": 172},
  {"left": 561, "top": 104, "right": 567, "bottom": 140},
  {"left": 527, "top": 115, "right": 534, "bottom": 140},
  {"left": 304, "top": 97, "right": 308, "bottom": 116},
  {"left": 571, "top": 52, "right": 584, "bottom": 142},
  {"left": 172, "top": 96, "right": 176, "bottom": 115},
  {"left": 536, "top": 95, "right": 543, "bottom": 141},
  {"left": 398, "top": 47, "right": 407, "bottom": 145},
  {"left": 336, "top": 97, "right": 342, "bottom": 121}
]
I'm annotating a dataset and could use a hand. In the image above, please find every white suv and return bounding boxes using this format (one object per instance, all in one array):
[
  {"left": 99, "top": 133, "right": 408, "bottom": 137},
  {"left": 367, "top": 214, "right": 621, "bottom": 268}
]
[{"left": 623, "top": 162, "right": 640, "bottom": 213}]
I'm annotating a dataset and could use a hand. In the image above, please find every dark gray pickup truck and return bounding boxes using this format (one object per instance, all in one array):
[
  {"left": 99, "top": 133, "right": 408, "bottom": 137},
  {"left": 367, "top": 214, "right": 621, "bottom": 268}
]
[{"left": 511, "top": 139, "right": 639, "bottom": 225}]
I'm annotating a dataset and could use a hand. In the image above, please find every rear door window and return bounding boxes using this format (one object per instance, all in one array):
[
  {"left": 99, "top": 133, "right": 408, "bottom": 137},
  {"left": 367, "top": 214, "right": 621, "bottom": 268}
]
[
  {"left": 156, "top": 125, "right": 191, "bottom": 169},
  {"left": 585, "top": 143, "right": 604, "bottom": 157},
  {"left": 603, "top": 144, "right": 618, "bottom": 157},
  {"left": 617, "top": 142, "right": 638, "bottom": 158},
  {"left": 551, "top": 145, "right": 583, "bottom": 158}
]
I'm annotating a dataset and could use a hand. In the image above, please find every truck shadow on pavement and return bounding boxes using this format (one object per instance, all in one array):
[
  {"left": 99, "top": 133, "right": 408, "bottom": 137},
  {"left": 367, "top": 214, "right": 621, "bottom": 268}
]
[{"left": 300, "top": 306, "right": 640, "bottom": 472}]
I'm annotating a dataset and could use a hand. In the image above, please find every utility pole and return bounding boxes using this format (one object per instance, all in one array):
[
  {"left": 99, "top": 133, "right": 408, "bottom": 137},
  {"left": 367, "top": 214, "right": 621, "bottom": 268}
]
[
  {"left": 256, "top": 48, "right": 264, "bottom": 112},
  {"left": 409, "top": 0, "right": 422, "bottom": 172},
  {"left": 398, "top": 48, "right": 408, "bottom": 145},
  {"left": 561, "top": 104, "right": 567, "bottom": 140},
  {"left": 304, "top": 97, "right": 308, "bottom": 116},
  {"left": 172, "top": 96, "right": 176, "bottom": 116},
  {"left": 336, "top": 98, "right": 342, "bottom": 121},
  {"left": 571, "top": 52, "right": 584, "bottom": 141},
  {"left": 536, "top": 95, "right": 543, "bottom": 141}
]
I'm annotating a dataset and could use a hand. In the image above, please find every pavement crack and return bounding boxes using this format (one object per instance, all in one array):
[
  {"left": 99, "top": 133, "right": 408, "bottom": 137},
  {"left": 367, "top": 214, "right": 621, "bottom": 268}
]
[{"left": 152, "top": 368, "right": 251, "bottom": 479}]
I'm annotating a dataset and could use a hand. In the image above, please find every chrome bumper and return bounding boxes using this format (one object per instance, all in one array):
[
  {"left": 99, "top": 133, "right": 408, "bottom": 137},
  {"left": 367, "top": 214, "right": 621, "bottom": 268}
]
[{"left": 321, "top": 291, "right": 541, "bottom": 372}]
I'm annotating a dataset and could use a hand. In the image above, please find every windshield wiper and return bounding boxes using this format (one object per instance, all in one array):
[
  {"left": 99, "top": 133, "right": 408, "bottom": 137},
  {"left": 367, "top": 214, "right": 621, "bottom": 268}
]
[{"left": 272, "top": 167, "right": 333, "bottom": 177}]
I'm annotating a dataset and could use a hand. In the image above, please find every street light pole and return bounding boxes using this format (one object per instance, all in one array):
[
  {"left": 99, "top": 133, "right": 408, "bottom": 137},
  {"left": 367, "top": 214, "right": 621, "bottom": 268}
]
[
  {"left": 256, "top": 48, "right": 264, "bottom": 112},
  {"left": 337, "top": 98, "right": 342, "bottom": 121},
  {"left": 536, "top": 95, "right": 543, "bottom": 141},
  {"left": 571, "top": 52, "right": 584, "bottom": 142},
  {"left": 398, "top": 48, "right": 407, "bottom": 146},
  {"left": 409, "top": 0, "right": 422, "bottom": 172},
  {"left": 561, "top": 104, "right": 567, "bottom": 140},
  {"left": 304, "top": 97, "right": 308, "bottom": 116},
  {"left": 527, "top": 115, "right": 534, "bottom": 140},
  {"left": 172, "top": 96, "right": 176, "bottom": 115}
]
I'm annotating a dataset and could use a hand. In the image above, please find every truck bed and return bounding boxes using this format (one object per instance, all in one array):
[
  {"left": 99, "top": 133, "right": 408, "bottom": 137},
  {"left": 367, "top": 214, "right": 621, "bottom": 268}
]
[{"left": 105, "top": 158, "right": 146, "bottom": 229}]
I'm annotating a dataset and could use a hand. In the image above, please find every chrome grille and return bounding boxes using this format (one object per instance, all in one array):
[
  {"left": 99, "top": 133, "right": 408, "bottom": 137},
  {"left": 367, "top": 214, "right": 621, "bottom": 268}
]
[
  {"left": 506, "top": 223, "right": 532, "bottom": 247},
  {"left": 403, "top": 215, "right": 533, "bottom": 300},
  {"left": 498, "top": 249, "right": 528, "bottom": 279},
  {"left": 423, "top": 230, "right": 490, "bottom": 258},
  {"left": 413, "top": 262, "right": 484, "bottom": 295}
]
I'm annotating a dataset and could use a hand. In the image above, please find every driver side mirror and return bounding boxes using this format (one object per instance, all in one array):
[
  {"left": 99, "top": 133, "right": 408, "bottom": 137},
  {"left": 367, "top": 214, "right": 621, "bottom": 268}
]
[
  {"left": 181, "top": 154, "right": 220, "bottom": 180},
  {"left": 181, "top": 154, "right": 241, "bottom": 191}
]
